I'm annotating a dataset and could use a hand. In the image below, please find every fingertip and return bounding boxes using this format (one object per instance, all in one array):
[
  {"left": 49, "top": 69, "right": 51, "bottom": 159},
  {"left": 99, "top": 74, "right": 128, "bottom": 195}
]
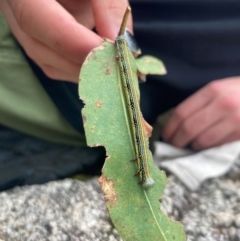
[
  {"left": 8, "top": 0, "right": 103, "bottom": 64},
  {"left": 90, "top": 0, "right": 133, "bottom": 39}
]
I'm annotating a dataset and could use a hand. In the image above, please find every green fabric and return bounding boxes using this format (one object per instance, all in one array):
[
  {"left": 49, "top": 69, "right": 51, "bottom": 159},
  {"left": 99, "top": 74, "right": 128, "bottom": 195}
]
[{"left": 0, "top": 13, "right": 86, "bottom": 146}]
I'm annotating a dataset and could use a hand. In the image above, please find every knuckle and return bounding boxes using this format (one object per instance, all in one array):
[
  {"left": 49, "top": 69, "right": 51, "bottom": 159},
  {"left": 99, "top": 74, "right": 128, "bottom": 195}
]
[
  {"left": 25, "top": 46, "right": 37, "bottom": 62},
  {"left": 207, "top": 81, "right": 223, "bottom": 95},
  {"left": 232, "top": 112, "right": 240, "bottom": 124},
  {"left": 42, "top": 65, "right": 58, "bottom": 80},
  {"left": 181, "top": 122, "right": 194, "bottom": 138},
  {"left": 173, "top": 108, "right": 187, "bottom": 122},
  {"left": 108, "top": 1, "right": 126, "bottom": 11},
  {"left": 193, "top": 136, "right": 207, "bottom": 150},
  {"left": 12, "top": 2, "right": 28, "bottom": 32},
  {"left": 218, "top": 95, "right": 238, "bottom": 111}
]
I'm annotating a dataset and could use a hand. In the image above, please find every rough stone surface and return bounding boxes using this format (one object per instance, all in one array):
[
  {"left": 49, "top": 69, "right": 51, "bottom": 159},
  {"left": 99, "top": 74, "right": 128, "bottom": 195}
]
[
  {"left": 0, "top": 179, "right": 121, "bottom": 241},
  {"left": 160, "top": 156, "right": 240, "bottom": 241},
  {"left": 1, "top": 158, "right": 240, "bottom": 241}
]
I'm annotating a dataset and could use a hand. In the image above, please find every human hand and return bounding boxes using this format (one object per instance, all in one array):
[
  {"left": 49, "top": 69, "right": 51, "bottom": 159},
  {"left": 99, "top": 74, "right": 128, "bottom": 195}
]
[
  {"left": 162, "top": 77, "right": 240, "bottom": 150},
  {"left": 0, "top": 0, "right": 132, "bottom": 82}
]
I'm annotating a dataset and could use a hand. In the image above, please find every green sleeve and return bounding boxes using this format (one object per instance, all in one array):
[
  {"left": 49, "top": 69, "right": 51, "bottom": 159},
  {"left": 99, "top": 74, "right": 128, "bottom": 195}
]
[{"left": 0, "top": 13, "right": 86, "bottom": 146}]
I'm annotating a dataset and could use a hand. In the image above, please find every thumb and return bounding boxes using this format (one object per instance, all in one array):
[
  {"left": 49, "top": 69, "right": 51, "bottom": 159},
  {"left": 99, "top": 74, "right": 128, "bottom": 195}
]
[{"left": 90, "top": 0, "right": 133, "bottom": 40}]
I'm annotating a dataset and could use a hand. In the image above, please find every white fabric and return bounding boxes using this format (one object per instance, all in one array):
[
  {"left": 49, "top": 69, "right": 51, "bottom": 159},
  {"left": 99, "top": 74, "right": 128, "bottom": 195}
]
[{"left": 153, "top": 141, "right": 240, "bottom": 191}]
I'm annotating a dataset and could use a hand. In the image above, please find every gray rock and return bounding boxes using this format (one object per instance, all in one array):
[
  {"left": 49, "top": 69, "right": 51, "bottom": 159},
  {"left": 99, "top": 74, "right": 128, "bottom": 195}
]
[
  {"left": 234, "top": 214, "right": 240, "bottom": 228},
  {"left": 160, "top": 155, "right": 240, "bottom": 241},
  {"left": 213, "top": 212, "right": 234, "bottom": 228},
  {"left": 1, "top": 155, "right": 240, "bottom": 241},
  {"left": 0, "top": 179, "right": 122, "bottom": 241}
]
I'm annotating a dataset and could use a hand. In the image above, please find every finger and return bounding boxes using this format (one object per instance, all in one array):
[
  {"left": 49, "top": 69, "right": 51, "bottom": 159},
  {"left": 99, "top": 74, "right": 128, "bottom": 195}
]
[
  {"left": 2, "top": 2, "right": 80, "bottom": 82},
  {"left": 90, "top": 0, "right": 132, "bottom": 39},
  {"left": 215, "top": 131, "right": 240, "bottom": 146},
  {"left": 162, "top": 81, "right": 225, "bottom": 142},
  {"left": 192, "top": 113, "right": 240, "bottom": 150},
  {"left": 7, "top": 0, "right": 102, "bottom": 64},
  {"left": 57, "top": 0, "right": 95, "bottom": 29},
  {"left": 27, "top": 38, "right": 81, "bottom": 82},
  {"left": 40, "top": 64, "right": 78, "bottom": 82}
]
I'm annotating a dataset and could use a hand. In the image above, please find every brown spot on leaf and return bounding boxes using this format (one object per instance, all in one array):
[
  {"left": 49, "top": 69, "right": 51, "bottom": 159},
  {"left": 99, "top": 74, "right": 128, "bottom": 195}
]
[
  {"left": 99, "top": 175, "right": 117, "bottom": 207},
  {"left": 141, "top": 116, "right": 153, "bottom": 138},
  {"left": 82, "top": 57, "right": 89, "bottom": 66},
  {"left": 82, "top": 43, "right": 106, "bottom": 66},
  {"left": 132, "top": 48, "right": 141, "bottom": 58},
  {"left": 82, "top": 114, "right": 87, "bottom": 124},
  {"left": 96, "top": 101, "right": 103, "bottom": 107},
  {"left": 90, "top": 126, "right": 95, "bottom": 133},
  {"left": 144, "top": 57, "right": 152, "bottom": 63},
  {"left": 91, "top": 50, "right": 97, "bottom": 60},
  {"left": 137, "top": 70, "right": 146, "bottom": 83},
  {"left": 105, "top": 68, "right": 111, "bottom": 75},
  {"left": 92, "top": 143, "right": 101, "bottom": 147},
  {"left": 82, "top": 51, "right": 96, "bottom": 66},
  {"left": 103, "top": 38, "right": 114, "bottom": 44}
]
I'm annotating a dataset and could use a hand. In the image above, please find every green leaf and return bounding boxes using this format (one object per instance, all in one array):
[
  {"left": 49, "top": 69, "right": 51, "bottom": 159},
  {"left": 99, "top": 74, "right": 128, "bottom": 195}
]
[
  {"left": 136, "top": 55, "right": 167, "bottom": 75},
  {"left": 79, "top": 40, "right": 186, "bottom": 241}
]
